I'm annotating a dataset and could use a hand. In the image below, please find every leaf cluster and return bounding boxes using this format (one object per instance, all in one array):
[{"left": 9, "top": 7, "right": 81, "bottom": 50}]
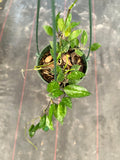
[
  {"left": 43, "top": 3, "right": 101, "bottom": 59},
  {"left": 29, "top": 64, "right": 90, "bottom": 137}
]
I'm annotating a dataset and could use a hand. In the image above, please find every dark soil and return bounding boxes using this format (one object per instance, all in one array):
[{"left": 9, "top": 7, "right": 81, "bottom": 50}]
[{"left": 39, "top": 49, "right": 87, "bottom": 83}]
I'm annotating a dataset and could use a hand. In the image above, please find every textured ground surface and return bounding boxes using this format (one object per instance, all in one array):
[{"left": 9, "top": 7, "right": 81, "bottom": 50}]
[{"left": 0, "top": 0, "right": 120, "bottom": 160}]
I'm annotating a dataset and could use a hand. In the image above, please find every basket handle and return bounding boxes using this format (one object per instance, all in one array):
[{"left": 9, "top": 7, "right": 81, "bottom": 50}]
[
  {"left": 36, "top": 0, "right": 41, "bottom": 57},
  {"left": 86, "top": 0, "right": 92, "bottom": 60}
]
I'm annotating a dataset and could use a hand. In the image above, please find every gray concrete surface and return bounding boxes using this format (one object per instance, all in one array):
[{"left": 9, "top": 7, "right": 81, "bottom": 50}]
[{"left": 0, "top": 0, "right": 120, "bottom": 160}]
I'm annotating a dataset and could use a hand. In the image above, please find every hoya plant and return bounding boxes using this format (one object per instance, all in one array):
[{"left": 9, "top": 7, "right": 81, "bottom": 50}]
[{"left": 27, "top": 0, "right": 101, "bottom": 139}]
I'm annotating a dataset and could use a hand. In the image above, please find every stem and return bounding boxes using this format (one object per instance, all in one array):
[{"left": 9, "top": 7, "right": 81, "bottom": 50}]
[
  {"left": 41, "top": 99, "right": 53, "bottom": 116},
  {"left": 21, "top": 61, "right": 54, "bottom": 77},
  {"left": 64, "top": 0, "right": 78, "bottom": 28},
  {"left": 86, "top": 0, "right": 92, "bottom": 59},
  {"left": 24, "top": 99, "right": 52, "bottom": 149},
  {"left": 36, "top": 0, "right": 41, "bottom": 54},
  {"left": 36, "top": 61, "right": 54, "bottom": 68},
  {"left": 51, "top": 0, "right": 57, "bottom": 81},
  {"left": 65, "top": 68, "right": 75, "bottom": 74}
]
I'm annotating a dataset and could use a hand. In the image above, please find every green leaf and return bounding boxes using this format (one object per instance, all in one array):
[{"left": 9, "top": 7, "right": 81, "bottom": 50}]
[
  {"left": 63, "top": 44, "right": 70, "bottom": 53},
  {"left": 71, "top": 22, "right": 80, "bottom": 29},
  {"left": 50, "top": 48, "right": 54, "bottom": 58},
  {"left": 52, "top": 89, "right": 64, "bottom": 98},
  {"left": 43, "top": 25, "right": 53, "bottom": 36},
  {"left": 56, "top": 42, "right": 60, "bottom": 53},
  {"left": 58, "top": 18, "right": 64, "bottom": 31},
  {"left": 29, "top": 131, "right": 35, "bottom": 138},
  {"left": 29, "top": 125, "right": 35, "bottom": 138},
  {"left": 57, "top": 103, "right": 67, "bottom": 124},
  {"left": 61, "top": 97, "right": 72, "bottom": 109},
  {"left": 66, "top": 13, "right": 72, "bottom": 25},
  {"left": 81, "top": 30, "right": 88, "bottom": 45},
  {"left": 29, "top": 122, "right": 42, "bottom": 138},
  {"left": 67, "top": 71, "right": 85, "bottom": 80},
  {"left": 71, "top": 64, "right": 81, "bottom": 71},
  {"left": 50, "top": 41, "right": 53, "bottom": 48},
  {"left": 65, "top": 13, "right": 72, "bottom": 31},
  {"left": 39, "top": 115, "right": 46, "bottom": 128},
  {"left": 57, "top": 52, "right": 62, "bottom": 60},
  {"left": 64, "top": 26, "right": 71, "bottom": 37},
  {"left": 48, "top": 104, "right": 54, "bottom": 121},
  {"left": 42, "top": 126, "right": 49, "bottom": 132},
  {"left": 91, "top": 43, "right": 101, "bottom": 51},
  {"left": 75, "top": 49, "right": 83, "bottom": 57},
  {"left": 53, "top": 104, "right": 58, "bottom": 119},
  {"left": 34, "top": 123, "right": 40, "bottom": 131},
  {"left": 57, "top": 72, "right": 64, "bottom": 82},
  {"left": 60, "top": 39, "right": 70, "bottom": 53},
  {"left": 46, "top": 116, "right": 54, "bottom": 130},
  {"left": 56, "top": 66, "right": 62, "bottom": 73},
  {"left": 47, "top": 80, "right": 60, "bottom": 93},
  {"left": 68, "top": 29, "right": 82, "bottom": 41},
  {"left": 39, "top": 115, "right": 49, "bottom": 131},
  {"left": 68, "top": 79, "right": 81, "bottom": 84},
  {"left": 29, "top": 125, "right": 34, "bottom": 132},
  {"left": 70, "top": 38, "right": 79, "bottom": 48},
  {"left": 68, "top": 66, "right": 83, "bottom": 84},
  {"left": 64, "top": 84, "right": 91, "bottom": 98},
  {"left": 56, "top": 12, "right": 60, "bottom": 32},
  {"left": 50, "top": 42, "right": 59, "bottom": 53},
  {"left": 52, "top": 65, "right": 62, "bottom": 75},
  {"left": 48, "top": 93, "right": 55, "bottom": 98}
]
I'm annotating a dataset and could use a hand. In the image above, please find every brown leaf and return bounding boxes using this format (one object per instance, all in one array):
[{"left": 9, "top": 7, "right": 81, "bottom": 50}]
[
  {"left": 62, "top": 54, "right": 72, "bottom": 66},
  {"left": 45, "top": 55, "right": 53, "bottom": 63},
  {"left": 77, "top": 58, "right": 81, "bottom": 64},
  {"left": 46, "top": 64, "right": 54, "bottom": 68}
]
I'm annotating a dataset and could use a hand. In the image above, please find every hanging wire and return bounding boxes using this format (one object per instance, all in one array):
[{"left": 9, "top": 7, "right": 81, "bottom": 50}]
[
  {"left": 51, "top": 0, "right": 57, "bottom": 81},
  {"left": 86, "top": 0, "right": 92, "bottom": 59},
  {"left": 36, "top": 0, "right": 41, "bottom": 54}
]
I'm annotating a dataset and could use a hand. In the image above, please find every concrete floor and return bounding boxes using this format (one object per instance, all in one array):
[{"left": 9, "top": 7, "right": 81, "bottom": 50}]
[{"left": 0, "top": 0, "right": 120, "bottom": 160}]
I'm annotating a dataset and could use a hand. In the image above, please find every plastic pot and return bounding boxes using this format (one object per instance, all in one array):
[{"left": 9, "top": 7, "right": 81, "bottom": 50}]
[{"left": 36, "top": 45, "right": 87, "bottom": 84}]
